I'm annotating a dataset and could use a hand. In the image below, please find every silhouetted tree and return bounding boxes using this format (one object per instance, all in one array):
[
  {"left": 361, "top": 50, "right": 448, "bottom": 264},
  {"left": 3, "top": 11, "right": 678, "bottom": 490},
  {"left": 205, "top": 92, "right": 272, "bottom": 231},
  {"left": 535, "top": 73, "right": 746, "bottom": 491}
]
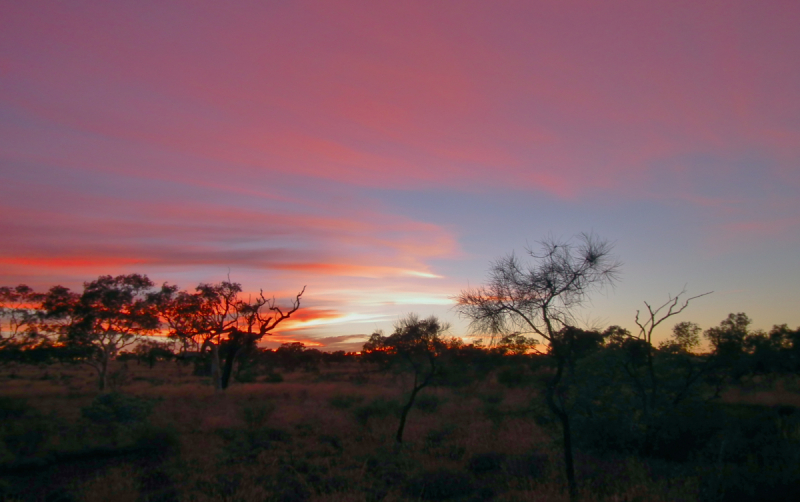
[
  {"left": 630, "top": 291, "right": 712, "bottom": 419},
  {"left": 0, "top": 285, "right": 45, "bottom": 355},
  {"left": 579, "top": 292, "right": 716, "bottom": 460},
  {"left": 43, "top": 275, "right": 160, "bottom": 391},
  {"left": 456, "top": 233, "right": 620, "bottom": 499},
  {"left": 133, "top": 339, "right": 177, "bottom": 368},
  {"left": 705, "top": 313, "right": 750, "bottom": 358},
  {"left": 152, "top": 281, "right": 304, "bottom": 390},
  {"left": 662, "top": 321, "right": 702, "bottom": 352},
  {"left": 363, "top": 314, "right": 451, "bottom": 443},
  {"left": 495, "top": 333, "right": 538, "bottom": 356}
]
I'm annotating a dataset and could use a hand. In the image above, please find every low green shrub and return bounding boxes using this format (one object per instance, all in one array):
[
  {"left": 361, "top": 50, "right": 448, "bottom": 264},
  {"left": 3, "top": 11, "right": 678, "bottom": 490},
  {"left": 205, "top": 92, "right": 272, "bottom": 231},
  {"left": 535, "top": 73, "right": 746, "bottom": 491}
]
[
  {"left": 263, "top": 372, "right": 284, "bottom": 383},
  {"left": 496, "top": 365, "right": 532, "bottom": 388},
  {"left": 81, "top": 392, "right": 154, "bottom": 427},
  {"left": 414, "top": 393, "right": 442, "bottom": 413},
  {"left": 241, "top": 401, "right": 276, "bottom": 429},
  {"left": 0, "top": 397, "right": 54, "bottom": 462},
  {"left": 234, "top": 366, "right": 258, "bottom": 383},
  {"left": 404, "top": 468, "right": 473, "bottom": 500},
  {"left": 467, "top": 452, "right": 506, "bottom": 476},
  {"left": 352, "top": 398, "right": 400, "bottom": 427},
  {"left": 328, "top": 394, "right": 364, "bottom": 410}
]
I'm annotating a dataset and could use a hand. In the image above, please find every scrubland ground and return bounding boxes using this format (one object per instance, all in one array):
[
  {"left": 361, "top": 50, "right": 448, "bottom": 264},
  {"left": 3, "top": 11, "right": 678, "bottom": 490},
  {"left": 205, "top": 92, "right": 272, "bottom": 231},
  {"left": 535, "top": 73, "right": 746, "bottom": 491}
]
[{"left": 0, "top": 361, "right": 798, "bottom": 502}]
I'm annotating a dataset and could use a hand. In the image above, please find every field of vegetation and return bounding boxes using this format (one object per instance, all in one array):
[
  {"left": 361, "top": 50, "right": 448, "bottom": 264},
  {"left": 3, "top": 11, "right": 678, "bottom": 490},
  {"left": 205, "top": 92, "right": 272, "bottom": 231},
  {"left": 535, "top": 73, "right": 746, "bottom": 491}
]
[{"left": 1, "top": 347, "right": 799, "bottom": 502}]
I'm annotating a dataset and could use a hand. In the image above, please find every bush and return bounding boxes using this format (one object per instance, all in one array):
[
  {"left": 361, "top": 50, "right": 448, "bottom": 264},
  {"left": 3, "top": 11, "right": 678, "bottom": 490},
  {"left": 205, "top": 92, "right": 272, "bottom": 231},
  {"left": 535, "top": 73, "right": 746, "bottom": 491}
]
[
  {"left": 647, "top": 402, "right": 725, "bottom": 461},
  {"left": 363, "top": 447, "right": 411, "bottom": 500},
  {"left": 352, "top": 398, "right": 399, "bottom": 427},
  {"left": 0, "top": 403, "right": 53, "bottom": 462},
  {"left": 0, "top": 396, "right": 28, "bottom": 421},
  {"left": 81, "top": 392, "right": 154, "bottom": 427},
  {"left": 133, "top": 423, "right": 181, "bottom": 456},
  {"left": 263, "top": 372, "right": 284, "bottom": 383},
  {"left": 234, "top": 366, "right": 258, "bottom": 383},
  {"left": 241, "top": 401, "right": 276, "bottom": 428},
  {"left": 349, "top": 372, "right": 370, "bottom": 385},
  {"left": 414, "top": 393, "right": 442, "bottom": 413},
  {"left": 496, "top": 365, "right": 531, "bottom": 388},
  {"left": 423, "top": 426, "right": 465, "bottom": 460},
  {"left": 404, "top": 468, "right": 473, "bottom": 500},
  {"left": 702, "top": 462, "right": 800, "bottom": 502},
  {"left": 467, "top": 452, "right": 506, "bottom": 476},
  {"left": 328, "top": 394, "right": 364, "bottom": 410}
]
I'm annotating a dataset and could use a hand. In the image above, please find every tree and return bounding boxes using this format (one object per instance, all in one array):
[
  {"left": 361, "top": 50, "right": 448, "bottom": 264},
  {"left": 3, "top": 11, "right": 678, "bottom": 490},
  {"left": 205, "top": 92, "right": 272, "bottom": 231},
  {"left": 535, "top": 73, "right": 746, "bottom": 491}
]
[
  {"left": 663, "top": 321, "right": 702, "bottom": 352},
  {"left": 705, "top": 313, "right": 750, "bottom": 359},
  {"left": 362, "top": 314, "right": 451, "bottom": 443},
  {"left": 153, "top": 281, "right": 304, "bottom": 390},
  {"left": 495, "top": 333, "right": 538, "bottom": 356},
  {"left": 133, "top": 338, "right": 177, "bottom": 368},
  {"left": 43, "top": 275, "right": 160, "bottom": 391},
  {"left": 630, "top": 291, "right": 712, "bottom": 419},
  {"left": 0, "top": 285, "right": 44, "bottom": 353},
  {"left": 456, "top": 233, "right": 620, "bottom": 499}
]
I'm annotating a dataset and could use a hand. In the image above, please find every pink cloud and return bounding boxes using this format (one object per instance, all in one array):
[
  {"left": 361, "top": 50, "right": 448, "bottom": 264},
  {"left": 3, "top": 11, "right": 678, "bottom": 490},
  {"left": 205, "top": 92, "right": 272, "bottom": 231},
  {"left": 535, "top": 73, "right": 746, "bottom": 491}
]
[{"left": 3, "top": 0, "right": 798, "bottom": 204}]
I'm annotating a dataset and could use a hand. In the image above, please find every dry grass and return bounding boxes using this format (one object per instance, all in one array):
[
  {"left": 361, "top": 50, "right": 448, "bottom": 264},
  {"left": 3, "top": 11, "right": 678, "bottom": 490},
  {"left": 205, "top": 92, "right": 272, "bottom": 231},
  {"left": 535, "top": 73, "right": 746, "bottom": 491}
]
[{"left": 0, "top": 360, "right": 756, "bottom": 501}]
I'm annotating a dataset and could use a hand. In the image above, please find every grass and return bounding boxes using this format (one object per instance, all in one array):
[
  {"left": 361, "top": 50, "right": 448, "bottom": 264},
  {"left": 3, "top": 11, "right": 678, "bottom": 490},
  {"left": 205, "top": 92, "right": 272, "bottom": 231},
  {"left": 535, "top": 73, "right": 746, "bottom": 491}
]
[{"left": 1, "top": 360, "right": 798, "bottom": 501}]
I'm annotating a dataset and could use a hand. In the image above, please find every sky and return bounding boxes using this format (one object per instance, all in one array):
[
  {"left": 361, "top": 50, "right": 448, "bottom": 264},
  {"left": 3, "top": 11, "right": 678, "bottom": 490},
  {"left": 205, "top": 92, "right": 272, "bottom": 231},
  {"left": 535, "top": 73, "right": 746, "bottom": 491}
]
[{"left": 2, "top": 1, "right": 799, "bottom": 351}]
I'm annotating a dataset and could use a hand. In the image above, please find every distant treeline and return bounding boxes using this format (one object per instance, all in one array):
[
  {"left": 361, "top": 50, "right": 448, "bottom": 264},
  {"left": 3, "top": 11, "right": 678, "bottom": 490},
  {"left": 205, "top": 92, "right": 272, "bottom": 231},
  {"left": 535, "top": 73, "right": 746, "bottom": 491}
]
[{"left": 3, "top": 275, "right": 800, "bottom": 386}]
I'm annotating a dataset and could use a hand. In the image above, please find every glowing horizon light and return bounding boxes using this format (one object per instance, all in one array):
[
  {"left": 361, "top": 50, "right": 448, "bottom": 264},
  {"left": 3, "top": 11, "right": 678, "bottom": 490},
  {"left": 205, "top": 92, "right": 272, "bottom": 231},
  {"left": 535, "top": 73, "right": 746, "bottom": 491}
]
[
  {"left": 401, "top": 270, "right": 443, "bottom": 279},
  {"left": 282, "top": 312, "right": 390, "bottom": 329}
]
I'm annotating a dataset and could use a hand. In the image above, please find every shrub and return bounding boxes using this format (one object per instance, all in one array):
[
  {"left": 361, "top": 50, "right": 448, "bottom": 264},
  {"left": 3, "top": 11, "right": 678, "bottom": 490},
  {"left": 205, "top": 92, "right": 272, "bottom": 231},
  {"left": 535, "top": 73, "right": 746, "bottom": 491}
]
[
  {"left": 0, "top": 396, "right": 28, "bottom": 421},
  {"left": 0, "top": 397, "right": 54, "bottom": 462},
  {"left": 414, "top": 393, "right": 442, "bottom": 413},
  {"left": 404, "top": 468, "right": 473, "bottom": 500},
  {"left": 363, "top": 447, "right": 411, "bottom": 499},
  {"left": 81, "top": 393, "right": 154, "bottom": 429},
  {"left": 328, "top": 394, "right": 364, "bottom": 410},
  {"left": 496, "top": 365, "right": 531, "bottom": 388},
  {"left": 234, "top": 366, "right": 258, "bottom": 383},
  {"left": 467, "top": 452, "right": 506, "bottom": 476},
  {"left": 352, "top": 398, "right": 399, "bottom": 427},
  {"left": 133, "top": 423, "right": 181, "bottom": 456},
  {"left": 241, "top": 401, "right": 276, "bottom": 429},
  {"left": 478, "top": 392, "right": 504, "bottom": 406},
  {"left": 424, "top": 426, "right": 455, "bottom": 449},
  {"left": 423, "top": 426, "right": 465, "bottom": 460},
  {"left": 504, "top": 452, "right": 548, "bottom": 480},
  {"left": 349, "top": 372, "right": 370, "bottom": 385},
  {"left": 263, "top": 372, "right": 284, "bottom": 383},
  {"left": 82, "top": 393, "right": 153, "bottom": 426},
  {"left": 647, "top": 402, "right": 725, "bottom": 461}
]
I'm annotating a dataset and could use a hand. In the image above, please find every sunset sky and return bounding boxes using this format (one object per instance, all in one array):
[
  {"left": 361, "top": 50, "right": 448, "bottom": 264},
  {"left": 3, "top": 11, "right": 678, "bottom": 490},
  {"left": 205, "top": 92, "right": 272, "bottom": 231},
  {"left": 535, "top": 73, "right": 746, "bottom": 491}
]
[{"left": 2, "top": 1, "right": 799, "bottom": 351}]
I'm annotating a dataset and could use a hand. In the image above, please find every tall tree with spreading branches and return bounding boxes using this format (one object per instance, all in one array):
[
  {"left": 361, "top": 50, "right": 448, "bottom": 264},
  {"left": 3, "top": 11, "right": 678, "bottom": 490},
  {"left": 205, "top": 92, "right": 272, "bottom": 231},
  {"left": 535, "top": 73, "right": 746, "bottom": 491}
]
[
  {"left": 153, "top": 281, "right": 304, "bottom": 390},
  {"left": 456, "top": 233, "right": 621, "bottom": 499},
  {"left": 43, "top": 275, "right": 160, "bottom": 391}
]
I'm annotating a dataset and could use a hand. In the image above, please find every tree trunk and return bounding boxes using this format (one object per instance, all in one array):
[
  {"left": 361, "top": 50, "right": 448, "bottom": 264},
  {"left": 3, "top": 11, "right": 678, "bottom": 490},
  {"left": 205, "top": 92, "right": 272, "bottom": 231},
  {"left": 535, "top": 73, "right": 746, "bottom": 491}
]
[
  {"left": 97, "top": 353, "right": 110, "bottom": 392},
  {"left": 559, "top": 409, "right": 577, "bottom": 501},
  {"left": 545, "top": 357, "right": 577, "bottom": 501},
  {"left": 396, "top": 384, "right": 423, "bottom": 443},
  {"left": 209, "top": 343, "right": 222, "bottom": 391},
  {"left": 220, "top": 343, "right": 241, "bottom": 390}
]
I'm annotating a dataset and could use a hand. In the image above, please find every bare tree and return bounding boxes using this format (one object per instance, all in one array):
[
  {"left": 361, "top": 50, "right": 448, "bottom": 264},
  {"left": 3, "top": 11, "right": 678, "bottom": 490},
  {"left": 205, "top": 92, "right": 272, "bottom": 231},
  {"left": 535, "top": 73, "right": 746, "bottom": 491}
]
[
  {"left": 456, "top": 233, "right": 620, "bottom": 499},
  {"left": 632, "top": 290, "right": 712, "bottom": 417},
  {"left": 153, "top": 281, "right": 304, "bottom": 390}
]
